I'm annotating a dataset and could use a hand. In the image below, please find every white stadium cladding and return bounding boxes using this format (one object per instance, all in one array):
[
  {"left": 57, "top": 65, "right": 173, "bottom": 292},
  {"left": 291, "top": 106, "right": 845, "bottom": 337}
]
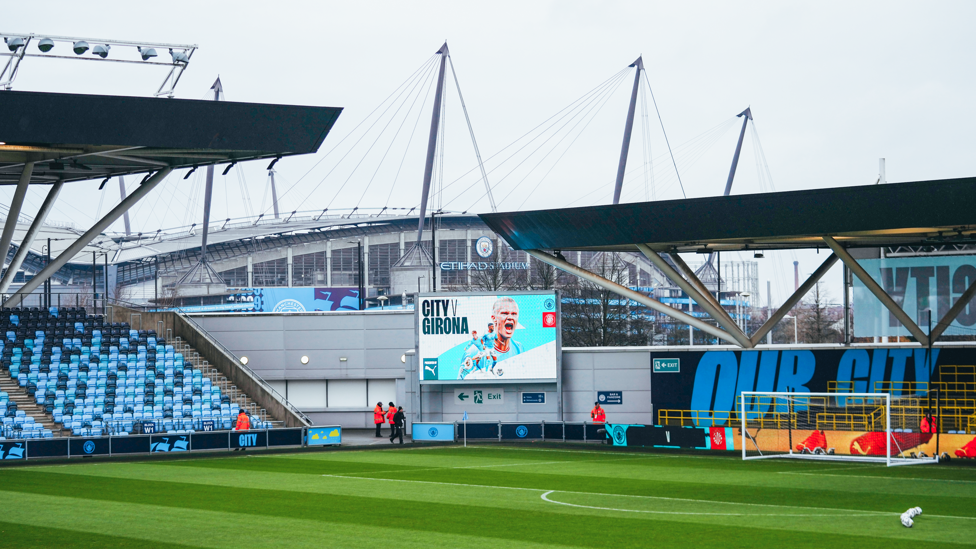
[{"left": 1, "top": 211, "right": 759, "bottom": 309}]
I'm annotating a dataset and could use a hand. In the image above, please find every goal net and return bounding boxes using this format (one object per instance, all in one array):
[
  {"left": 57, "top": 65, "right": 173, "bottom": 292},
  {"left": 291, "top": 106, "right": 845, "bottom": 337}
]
[{"left": 740, "top": 392, "right": 939, "bottom": 466}]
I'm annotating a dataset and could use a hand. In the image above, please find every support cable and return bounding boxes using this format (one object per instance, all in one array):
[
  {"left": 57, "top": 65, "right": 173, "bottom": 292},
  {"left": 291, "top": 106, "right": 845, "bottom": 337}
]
[
  {"left": 270, "top": 55, "right": 438, "bottom": 212},
  {"left": 319, "top": 58, "right": 440, "bottom": 212},
  {"left": 642, "top": 70, "right": 685, "bottom": 198},
  {"left": 352, "top": 57, "right": 440, "bottom": 210},
  {"left": 383, "top": 61, "right": 437, "bottom": 209},
  {"left": 430, "top": 68, "right": 630, "bottom": 209},
  {"left": 448, "top": 54, "right": 495, "bottom": 212},
  {"left": 490, "top": 71, "right": 628, "bottom": 208},
  {"left": 511, "top": 71, "right": 631, "bottom": 210},
  {"left": 455, "top": 70, "right": 630, "bottom": 211}
]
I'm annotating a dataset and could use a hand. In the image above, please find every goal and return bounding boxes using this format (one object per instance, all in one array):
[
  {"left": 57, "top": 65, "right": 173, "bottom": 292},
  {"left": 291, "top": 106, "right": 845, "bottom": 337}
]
[{"left": 740, "top": 392, "right": 939, "bottom": 467}]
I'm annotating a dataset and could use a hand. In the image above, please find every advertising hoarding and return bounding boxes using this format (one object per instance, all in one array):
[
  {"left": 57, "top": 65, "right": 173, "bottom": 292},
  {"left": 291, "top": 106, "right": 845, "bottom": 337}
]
[
  {"left": 852, "top": 256, "right": 976, "bottom": 338},
  {"left": 175, "top": 287, "right": 361, "bottom": 313},
  {"left": 307, "top": 426, "right": 342, "bottom": 446},
  {"left": 411, "top": 423, "right": 455, "bottom": 442},
  {"left": 649, "top": 347, "right": 968, "bottom": 423},
  {"left": 418, "top": 292, "right": 559, "bottom": 382}
]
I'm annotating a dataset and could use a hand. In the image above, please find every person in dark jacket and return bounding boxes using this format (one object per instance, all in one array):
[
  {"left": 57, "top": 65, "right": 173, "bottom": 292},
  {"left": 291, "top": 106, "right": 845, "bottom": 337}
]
[{"left": 390, "top": 406, "right": 405, "bottom": 444}]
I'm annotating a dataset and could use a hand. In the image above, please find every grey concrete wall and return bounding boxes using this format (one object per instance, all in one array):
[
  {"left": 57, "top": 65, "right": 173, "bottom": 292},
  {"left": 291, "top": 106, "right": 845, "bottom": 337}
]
[
  {"left": 192, "top": 310, "right": 415, "bottom": 428},
  {"left": 192, "top": 310, "right": 659, "bottom": 429},
  {"left": 562, "top": 348, "right": 653, "bottom": 424}
]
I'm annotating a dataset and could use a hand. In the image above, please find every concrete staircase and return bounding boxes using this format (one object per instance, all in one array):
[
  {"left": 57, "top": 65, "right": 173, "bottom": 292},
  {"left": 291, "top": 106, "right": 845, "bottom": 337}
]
[
  {"left": 0, "top": 373, "right": 61, "bottom": 436},
  {"left": 171, "top": 337, "right": 282, "bottom": 427}
]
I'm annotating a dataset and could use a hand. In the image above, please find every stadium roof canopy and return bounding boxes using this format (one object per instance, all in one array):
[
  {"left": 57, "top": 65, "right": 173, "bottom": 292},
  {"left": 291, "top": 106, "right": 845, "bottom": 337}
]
[
  {"left": 0, "top": 90, "right": 341, "bottom": 185},
  {"left": 480, "top": 177, "right": 976, "bottom": 253},
  {"left": 0, "top": 89, "right": 341, "bottom": 307},
  {"left": 479, "top": 177, "right": 976, "bottom": 350}
]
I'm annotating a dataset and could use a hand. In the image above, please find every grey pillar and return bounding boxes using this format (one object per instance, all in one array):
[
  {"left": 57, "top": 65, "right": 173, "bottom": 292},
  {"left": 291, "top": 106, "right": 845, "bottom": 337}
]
[
  {"left": 119, "top": 176, "right": 132, "bottom": 236},
  {"left": 286, "top": 246, "right": 293, "bottom": 287},
  {"left": 0, "top": 180, "right": 64, "bottom": 294},
  {"left": 0, "top": 162, "right": 33, "bottom": 272},
  {"left": 5, "top": 168, "right": 172, "bottom": 305},
  {"left": 363, "top": 235, "right": 370, "bottom": 290},
  {"left": 246, "top": 254, "right": 253, "bottom": 287},
  {"left": 326, "top": 240, "right": 332, "bottom": 286}
]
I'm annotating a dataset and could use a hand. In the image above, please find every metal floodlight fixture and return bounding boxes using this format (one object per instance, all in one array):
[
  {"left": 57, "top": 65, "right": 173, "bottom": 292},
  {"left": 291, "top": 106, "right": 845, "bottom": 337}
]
[
  {"left": 91, "top": 44, "right": 110, "bottom": 58},
  {"left": 37, "top": 38, "right": 55, "bottom": 52},
  {"left": 5, "top": 37, "right": 25, "bottom": 52},
  {"left": 239, "top": 356, "right": 249, "bottom": 365},
  {"left": 300, "top": 356, "right": 310, "bottom": 365},
  {"left": 169, "top": 48, "right": 189, "bottom": 63},
  {"left": 753, "top": 250, "right": 764, "bottom": 259},
  {"left": 72, "top": 40, "right": 89, "bottom": 55},
  {"left": 138, "top": 46, "right": 157, "bottom": 61}
]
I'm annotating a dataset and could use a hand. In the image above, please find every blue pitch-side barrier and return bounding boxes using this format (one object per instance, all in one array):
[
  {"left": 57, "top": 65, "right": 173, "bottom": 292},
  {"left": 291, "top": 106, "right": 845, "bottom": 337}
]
[
  {"left": 0, "top": 426, "right": 342, "bottom": 461},
  {"left": 438, "top": 422, "right": 728, "bottom": 451},
  {"left": 445, "top": 421, "right": 606, "bottom": 442}
]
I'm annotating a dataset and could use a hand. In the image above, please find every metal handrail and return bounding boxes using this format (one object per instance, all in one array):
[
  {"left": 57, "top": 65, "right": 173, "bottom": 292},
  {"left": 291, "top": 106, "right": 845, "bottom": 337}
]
[{"left": 175, "top": 311, "right": 312, "bottom": 427}]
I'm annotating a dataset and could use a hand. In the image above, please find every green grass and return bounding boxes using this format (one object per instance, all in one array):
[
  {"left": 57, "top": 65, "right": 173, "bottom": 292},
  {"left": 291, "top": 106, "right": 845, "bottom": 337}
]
[{"left": 0, "top": 445, "right": 974, "bottom": 548}]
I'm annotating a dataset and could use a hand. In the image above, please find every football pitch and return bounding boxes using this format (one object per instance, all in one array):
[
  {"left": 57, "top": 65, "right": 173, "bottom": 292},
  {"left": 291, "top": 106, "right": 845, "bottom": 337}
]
[{"left": 0, "top": 445, "right": 973, "bottom": 548}]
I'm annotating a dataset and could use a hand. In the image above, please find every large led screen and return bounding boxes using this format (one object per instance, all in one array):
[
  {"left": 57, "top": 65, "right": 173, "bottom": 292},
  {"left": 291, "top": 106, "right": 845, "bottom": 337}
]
[{"left": 418, "top": 292, "right": 558, "bottom": 382}]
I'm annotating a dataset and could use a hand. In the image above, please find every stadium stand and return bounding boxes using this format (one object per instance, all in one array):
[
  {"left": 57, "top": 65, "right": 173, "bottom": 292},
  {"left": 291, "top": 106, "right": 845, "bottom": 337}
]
[{"left": 0, "top": 307, "right": 274, "bottom": 439}]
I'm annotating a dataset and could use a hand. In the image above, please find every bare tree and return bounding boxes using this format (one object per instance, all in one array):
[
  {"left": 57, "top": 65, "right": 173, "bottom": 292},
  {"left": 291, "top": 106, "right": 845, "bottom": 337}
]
[
  {"left": 799, "top": 281, "right": 841, "bottom": 343},
  {"left": 530, "top": 258, "right": 557, "bottom": 290},
  {"left": 561, "top": 252, "right": 653, "bottom": 347}
]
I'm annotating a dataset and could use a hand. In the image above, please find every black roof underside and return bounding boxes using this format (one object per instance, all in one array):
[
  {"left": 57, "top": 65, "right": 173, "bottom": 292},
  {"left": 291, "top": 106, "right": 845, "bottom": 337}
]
[
  {"left": 0, "top": 90, "right": 342, "bottom": 185},
  {"left": 479, "top": 177, "right": 976, "bottom": 252}
]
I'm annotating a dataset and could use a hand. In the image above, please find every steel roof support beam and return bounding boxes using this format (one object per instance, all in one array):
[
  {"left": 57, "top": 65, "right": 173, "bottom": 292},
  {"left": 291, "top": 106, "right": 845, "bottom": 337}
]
[
  {"left": 748, "top": 252, "right": 837, "bottom": 346},
  {"left": 666, "top": 250, "right": 737, "bottom": 324},
  {"left": 613, "top": 57, "right": 643, "bottom": 205},
  {"left": 636, "top": 243, "right": 752, "bottom": 348},
  {"left": 0, "top": 162, "right": 33, "bottom": 272},
  {"left": 0, "top": 179, "right": 63, "bottom": 294},
  {"left": 928, "top": 275, "right": 976, "bottom": 343},
  {"left": 823, "top": 235, "right": 929, "bottom": 346},
  {"left": 4, "top": 167, "right": 172, "bottom": 307},
  {"left": 416, "top": 43, "right": 449, "bottom": 246},
  {"left": 526, "top": 249, "right": 741, "bottom": 345}
]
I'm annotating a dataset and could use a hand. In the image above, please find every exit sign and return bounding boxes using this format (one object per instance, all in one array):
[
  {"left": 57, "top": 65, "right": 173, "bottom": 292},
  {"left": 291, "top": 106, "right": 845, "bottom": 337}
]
[{"left": 653, "top": 358, "right": 680, "bottom": 373}]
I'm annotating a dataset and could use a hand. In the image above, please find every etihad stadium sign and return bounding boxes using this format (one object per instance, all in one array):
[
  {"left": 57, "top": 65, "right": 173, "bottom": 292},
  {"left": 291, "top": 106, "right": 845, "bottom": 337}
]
[{"left": 439, "top": 261, "right": 529, "bottom": 271}]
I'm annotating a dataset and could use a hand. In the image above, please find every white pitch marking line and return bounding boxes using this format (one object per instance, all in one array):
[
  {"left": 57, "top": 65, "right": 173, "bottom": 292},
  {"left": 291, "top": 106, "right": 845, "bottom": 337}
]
[
  {"left": 538, "top": 491, "right": 886, "bottom": 517},
  {"left": 778, "top": 472, "right": 976, "bottom": 484},
  {"left": 319, "top": 473, "right": 950, "bottom": 518}
]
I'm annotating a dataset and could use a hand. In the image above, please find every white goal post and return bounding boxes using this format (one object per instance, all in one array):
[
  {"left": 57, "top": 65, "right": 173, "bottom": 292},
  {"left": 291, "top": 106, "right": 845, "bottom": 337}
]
[{"left": 740, "top": 392, "right": 939, "bottom": 467}]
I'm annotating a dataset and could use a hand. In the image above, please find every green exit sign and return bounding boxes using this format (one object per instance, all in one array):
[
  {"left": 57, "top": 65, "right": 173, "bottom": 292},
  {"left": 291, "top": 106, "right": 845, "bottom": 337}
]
[{"left": 653, "top": 358, "right": 680, "bottom": 373}]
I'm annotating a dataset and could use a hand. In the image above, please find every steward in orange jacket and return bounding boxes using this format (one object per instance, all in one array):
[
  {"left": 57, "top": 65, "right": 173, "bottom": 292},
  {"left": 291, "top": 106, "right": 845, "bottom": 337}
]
[
  {"left": 235, "top": 410, "right": 251, "bottom": 430},
  {"left": 590, "top": 402, "right": 606, "bottom": 424},
  {"left": 387, "top": 402, "right": 396, "bottom": 426},
  {"left": 374, "top": 402, "right": 386, "bottom": 437}
]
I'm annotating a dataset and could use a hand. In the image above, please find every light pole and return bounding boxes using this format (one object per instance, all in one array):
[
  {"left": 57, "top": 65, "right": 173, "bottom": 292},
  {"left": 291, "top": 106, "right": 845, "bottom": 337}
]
[
  {"left": 740, "top": 292, "right": 751, "bottom": 336},
  {"left": 784, "top": 315, "right": 798, "bottom": 344}
]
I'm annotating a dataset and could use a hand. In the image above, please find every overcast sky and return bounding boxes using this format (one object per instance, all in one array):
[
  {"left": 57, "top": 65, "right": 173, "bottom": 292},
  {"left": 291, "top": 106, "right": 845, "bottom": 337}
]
[{"left": 4, "top": 1, "right": 975, "bottom": 306}]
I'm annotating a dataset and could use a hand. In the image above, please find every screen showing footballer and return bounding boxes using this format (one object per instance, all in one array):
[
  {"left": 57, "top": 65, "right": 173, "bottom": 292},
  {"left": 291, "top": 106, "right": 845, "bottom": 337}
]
[{"left": 419, "top": 293, "right": 558, "bottom": 381}]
